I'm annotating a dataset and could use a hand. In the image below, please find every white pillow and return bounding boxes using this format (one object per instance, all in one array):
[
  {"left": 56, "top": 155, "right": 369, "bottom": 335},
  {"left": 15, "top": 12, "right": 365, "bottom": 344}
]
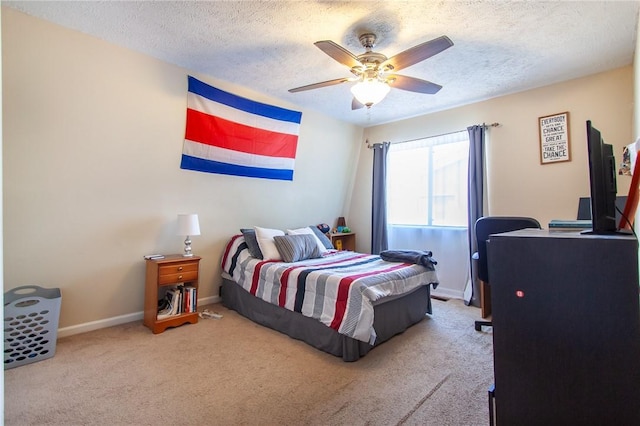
[
  {"left": 287, "top": 227, "right": 328, "bottom": 254},
  {"left": 254, "top": 226, "right": 285, "bottom": 261}
]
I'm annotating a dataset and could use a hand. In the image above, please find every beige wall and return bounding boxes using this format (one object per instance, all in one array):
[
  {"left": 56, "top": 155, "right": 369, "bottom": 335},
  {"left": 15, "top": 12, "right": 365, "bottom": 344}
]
[
  {"left": 1, "top": 6, "right": 4, "bottom": 407},
  {"left": 634, "top": 14, "right": 639, "bottom": 275},
  {"left": 2, "top": 8, "right": 363, "bottom": 334},
  {"left": 635, "top": 10, "right": 640, "bottom": 140},
  {"left": 351, "top": 67, "right": 633, "bottom": 252},
  {"left": 3, "top": 7, "right": 637, "bottom": 335}
]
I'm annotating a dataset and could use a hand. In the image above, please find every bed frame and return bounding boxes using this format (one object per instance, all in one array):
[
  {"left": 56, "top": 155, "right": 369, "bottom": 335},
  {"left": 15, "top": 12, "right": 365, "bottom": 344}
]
[{"left": 221, "top": 276, "right": 434, "bottom": 362}]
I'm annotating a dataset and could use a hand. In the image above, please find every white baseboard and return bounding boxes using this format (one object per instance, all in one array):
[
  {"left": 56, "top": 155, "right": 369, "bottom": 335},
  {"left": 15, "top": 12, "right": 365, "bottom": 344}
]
[
  {"left": 198, "top": 295, "right": 221, "bottom": 307},
  {"left": 56, "top": 287, "right": 458, "bottom": 338},
  {"left": 57, "top": 295, "right": 222, "bottom": 338},
  {"left": 431, "top": 286, "right": 464, "bottom": 301}
]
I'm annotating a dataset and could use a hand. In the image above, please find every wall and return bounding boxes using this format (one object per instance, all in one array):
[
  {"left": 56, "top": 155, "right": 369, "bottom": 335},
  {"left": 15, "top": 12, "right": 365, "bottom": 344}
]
[
  {"left": 636, "top": 10, "right": 640, "bottom": 141},
  {"left": 2, "top": 8, "right": 363, "bottom": 334},
  {"left": 634, "top": 10, "right": 639, "bottom": 274},
  {"left": 3, "top": 7, "right": 637, "bottom": 334},
  {"left": 350, "top": 66, "right": 633, "bottom": 294},
  {"left": 0, "top": 5, "right": 5, "bottom": 415}
]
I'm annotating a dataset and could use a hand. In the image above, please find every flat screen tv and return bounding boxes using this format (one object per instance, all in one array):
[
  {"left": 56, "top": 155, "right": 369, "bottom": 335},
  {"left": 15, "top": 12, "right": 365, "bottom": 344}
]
[{"left": 585, "top": 120, "right": 618, "bottom": 234}]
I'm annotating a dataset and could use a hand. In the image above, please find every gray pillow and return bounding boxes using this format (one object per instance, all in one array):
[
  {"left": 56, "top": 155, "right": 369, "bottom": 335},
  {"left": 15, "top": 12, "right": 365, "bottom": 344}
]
[
  {"left": 310, "top": 225, "right": 334, "bottom": 249},
  {"left": 273, "top": 234, "right": 321, "bottom": 263},
  {"left": 240, "top": 228, "right": 263, "bottom": 259}
]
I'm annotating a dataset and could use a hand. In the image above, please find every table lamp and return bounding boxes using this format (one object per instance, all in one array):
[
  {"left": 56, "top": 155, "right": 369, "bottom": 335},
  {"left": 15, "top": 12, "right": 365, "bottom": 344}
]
[{"left": 177, "top": 214, "right": 200, "bottom": 257}]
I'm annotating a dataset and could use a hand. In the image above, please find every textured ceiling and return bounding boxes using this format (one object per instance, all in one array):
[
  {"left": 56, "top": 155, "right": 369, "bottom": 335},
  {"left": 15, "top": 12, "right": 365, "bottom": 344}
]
[{"left": 4, "top": 1, "right": 640, "bottom": 128}]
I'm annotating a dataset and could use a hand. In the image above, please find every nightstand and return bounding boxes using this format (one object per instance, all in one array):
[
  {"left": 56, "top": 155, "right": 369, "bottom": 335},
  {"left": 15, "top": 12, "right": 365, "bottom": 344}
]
[
  {"left": 143, "top": 255, "right": 200, "bottom": 334},
  {"left": 330, "top": 232, "right": 356, "bottom": 251}
]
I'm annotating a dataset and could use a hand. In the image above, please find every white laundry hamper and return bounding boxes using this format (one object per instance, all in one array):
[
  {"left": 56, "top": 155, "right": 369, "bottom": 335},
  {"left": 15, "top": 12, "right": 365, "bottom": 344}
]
[{"left": 4, "top": 285, "right": 62, "bottom": 369}]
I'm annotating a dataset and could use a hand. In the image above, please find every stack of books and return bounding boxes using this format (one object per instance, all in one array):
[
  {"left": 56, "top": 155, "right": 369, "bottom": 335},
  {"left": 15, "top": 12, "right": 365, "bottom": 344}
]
[
  {"left": 143, "top": 254, "right": 165, "bottom": 260},
  {"left": 157, "top": 285, "right": 197, "bottom": 320},
  {"left": 548, "top": 219, "right": 592, "bottom": 232}
]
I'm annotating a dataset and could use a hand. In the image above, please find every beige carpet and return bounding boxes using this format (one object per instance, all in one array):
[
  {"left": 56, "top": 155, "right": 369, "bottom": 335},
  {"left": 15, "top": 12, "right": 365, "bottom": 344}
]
[{"left": 4, "top": 298, "right": 494, "bottom": 425}]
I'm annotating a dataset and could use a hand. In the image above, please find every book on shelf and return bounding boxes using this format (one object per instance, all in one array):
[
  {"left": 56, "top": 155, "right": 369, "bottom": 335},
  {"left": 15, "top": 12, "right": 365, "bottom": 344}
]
[
  {"left": 156, "top": 285, "right": 197, "bottom": 319},
  {"left": 157, "top": 287, "right": 180, "bottom": 319},
  {"left": 184, "top": 285, "right": 197, "bottom": 313}
]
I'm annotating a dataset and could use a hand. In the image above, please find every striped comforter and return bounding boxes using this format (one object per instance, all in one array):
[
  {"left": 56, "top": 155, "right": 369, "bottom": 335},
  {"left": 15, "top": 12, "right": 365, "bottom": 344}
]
[{"left": 221, "top": 235, "right": 439, "bottom": 343}]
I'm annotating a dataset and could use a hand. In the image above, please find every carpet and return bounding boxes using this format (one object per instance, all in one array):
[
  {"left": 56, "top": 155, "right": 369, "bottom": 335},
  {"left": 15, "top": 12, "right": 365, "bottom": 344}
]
[{"left": 4, "top": 298, "right": 494, "bottom": 425}]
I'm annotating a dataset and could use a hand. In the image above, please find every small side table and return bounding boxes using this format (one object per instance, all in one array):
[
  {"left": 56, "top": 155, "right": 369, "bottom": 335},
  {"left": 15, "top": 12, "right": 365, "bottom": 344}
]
[
  {"left": 143, "top": 255, "right": 200, "bottom": 334},
  {"left": 330, "top": 232, "right": 356, "bottom": 251}
]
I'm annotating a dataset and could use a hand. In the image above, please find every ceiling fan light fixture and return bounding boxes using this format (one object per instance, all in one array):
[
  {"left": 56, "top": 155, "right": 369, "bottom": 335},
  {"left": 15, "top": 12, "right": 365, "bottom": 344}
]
[
  {"left": 350, "top": 79, "right": 390, "bottom": 107},
  {"left": 290, "top": 34, "right": 453, "bottom": 108}
]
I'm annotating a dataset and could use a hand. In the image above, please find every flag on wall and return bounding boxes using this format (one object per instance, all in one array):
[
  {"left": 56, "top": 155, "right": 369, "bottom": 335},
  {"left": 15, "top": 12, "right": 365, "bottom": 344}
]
[{"left": 181, "top": 76, "right": 302, "bottom": 181}]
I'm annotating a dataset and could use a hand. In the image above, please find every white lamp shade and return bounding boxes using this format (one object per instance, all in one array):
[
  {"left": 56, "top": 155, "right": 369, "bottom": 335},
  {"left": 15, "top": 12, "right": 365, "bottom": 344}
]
[
  {"left": 177, "top": 214, "right": 200, "bottom": 236},
  {"left": 350, "top": 79, "right": 391, "bottom": 106}
]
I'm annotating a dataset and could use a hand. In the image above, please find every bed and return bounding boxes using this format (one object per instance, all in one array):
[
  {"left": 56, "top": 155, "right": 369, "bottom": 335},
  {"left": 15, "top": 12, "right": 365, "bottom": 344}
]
[{"left": 220, "top": 229, "right": 439, "bottom": 361}]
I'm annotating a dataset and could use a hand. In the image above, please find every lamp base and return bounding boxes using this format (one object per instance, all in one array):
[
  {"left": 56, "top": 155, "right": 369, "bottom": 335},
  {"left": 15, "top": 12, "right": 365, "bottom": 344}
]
[{"left": 183, "top": 236, "right": 194, "bottom": 257}]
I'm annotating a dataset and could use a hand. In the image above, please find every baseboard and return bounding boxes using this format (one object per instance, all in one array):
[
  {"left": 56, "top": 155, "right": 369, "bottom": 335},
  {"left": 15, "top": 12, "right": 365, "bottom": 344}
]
[
  {"left": 198, "top": 295, "right": 221, "bottom": 307},
  {"left": 57, "top": 295, "right": 222, "bottom": 338},
  {"left": 431, "top": 286, "right": 464, "bottom": 301}
]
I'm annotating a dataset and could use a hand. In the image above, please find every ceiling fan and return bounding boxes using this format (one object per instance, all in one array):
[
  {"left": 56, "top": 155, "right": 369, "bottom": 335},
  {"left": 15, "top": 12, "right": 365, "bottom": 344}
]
[{"left": 289, "top": 33, "right": 454, "bottom": 109}]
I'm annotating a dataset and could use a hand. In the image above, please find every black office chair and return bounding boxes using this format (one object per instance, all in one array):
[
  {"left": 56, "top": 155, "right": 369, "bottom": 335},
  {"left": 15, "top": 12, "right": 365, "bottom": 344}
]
[
  {"left": 577, "top": 196, "right": 627, "bottom": 221},
  {"left": 473, "top": 216, "right": 541, "bottom": 331}
]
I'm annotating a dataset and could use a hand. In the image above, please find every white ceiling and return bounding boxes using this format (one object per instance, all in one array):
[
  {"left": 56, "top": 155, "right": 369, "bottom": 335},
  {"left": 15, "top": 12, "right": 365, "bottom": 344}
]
[{"left": 4, "top": 1, "right": 640, "bottom": 128}]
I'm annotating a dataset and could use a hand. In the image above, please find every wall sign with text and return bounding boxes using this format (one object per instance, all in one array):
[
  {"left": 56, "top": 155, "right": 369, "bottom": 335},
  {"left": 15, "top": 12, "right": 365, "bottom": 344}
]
[{"left": 539, "top": 112, "right": 571, "bottom": 164}]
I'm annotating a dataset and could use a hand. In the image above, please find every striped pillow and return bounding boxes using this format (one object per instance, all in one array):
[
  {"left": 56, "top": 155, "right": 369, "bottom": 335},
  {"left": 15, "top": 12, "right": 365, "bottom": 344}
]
[
  {"left": 286, "top": 226, "right": 329, "bottom": 253},
  {"left": 273, "top": 234, "right": 321, "bottom": 263}
]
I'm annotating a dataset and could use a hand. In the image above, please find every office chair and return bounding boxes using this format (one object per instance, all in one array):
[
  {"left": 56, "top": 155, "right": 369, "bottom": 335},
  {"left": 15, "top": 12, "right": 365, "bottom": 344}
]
[
  {"left": 473, "top": 216, "right": 541, "bottom": 331},
  {"left": 577, "top": 196, "right": 627, "bottom": 222}
]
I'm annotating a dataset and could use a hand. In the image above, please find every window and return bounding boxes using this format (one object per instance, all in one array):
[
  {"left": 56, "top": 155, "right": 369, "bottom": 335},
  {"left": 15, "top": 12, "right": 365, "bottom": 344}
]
[{"left": 387, "top": 130, "right": 469, "bottom": 227}]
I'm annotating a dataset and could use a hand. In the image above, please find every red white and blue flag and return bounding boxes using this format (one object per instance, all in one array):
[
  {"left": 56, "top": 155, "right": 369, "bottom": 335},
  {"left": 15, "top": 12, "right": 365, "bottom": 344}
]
[{"left": 181, "top": 76, "right": 302, "bottom": 181}]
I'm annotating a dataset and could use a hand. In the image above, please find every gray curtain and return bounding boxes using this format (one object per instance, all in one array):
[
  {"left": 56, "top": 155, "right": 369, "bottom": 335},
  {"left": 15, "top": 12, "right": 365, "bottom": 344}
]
[
  {"left": 371, "top": 142, "right": 390, "bottom": 254},
  {"left": 466, "top": 125, "right": 485, "bottom": 307}
]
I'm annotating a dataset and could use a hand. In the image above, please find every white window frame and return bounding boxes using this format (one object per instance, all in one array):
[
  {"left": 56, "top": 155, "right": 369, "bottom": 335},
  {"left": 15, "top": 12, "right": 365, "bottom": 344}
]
[{"left": 387, "top": 130, "right": 469, "bottom": 228}]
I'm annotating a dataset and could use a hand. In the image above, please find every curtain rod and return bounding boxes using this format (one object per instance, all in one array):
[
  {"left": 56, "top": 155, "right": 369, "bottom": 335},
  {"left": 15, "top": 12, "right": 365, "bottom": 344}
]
[{"left": 366, "top": 122, "right": 500, "bottom": 148}]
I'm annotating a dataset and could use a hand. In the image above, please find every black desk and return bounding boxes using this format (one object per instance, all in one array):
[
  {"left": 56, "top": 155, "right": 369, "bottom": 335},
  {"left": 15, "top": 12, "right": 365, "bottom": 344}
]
[{"left": 488, "top": 229, "right": 640, "bottom": 425}]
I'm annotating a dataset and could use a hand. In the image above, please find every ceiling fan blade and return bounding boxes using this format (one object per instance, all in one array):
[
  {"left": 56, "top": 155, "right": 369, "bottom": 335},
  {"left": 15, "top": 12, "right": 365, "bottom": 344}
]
[
  {"left": 314, "top": 40, "right": 362, "bottom": 69},
  {"left": 381, "top": 35, "right": 453, "bottom": 71},
  {"left": 288, "top": 77, "right": 351, "bottom": 93},
  {"left": 351, "top": 98, "right": 365, "bottom": 110},
  {"left": 388, "top": 74, "right": 442, "bottom": 94}
]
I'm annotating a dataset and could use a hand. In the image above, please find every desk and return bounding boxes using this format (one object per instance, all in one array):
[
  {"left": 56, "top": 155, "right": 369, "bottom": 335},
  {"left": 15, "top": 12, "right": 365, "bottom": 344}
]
[{"left": 487, "top": 229, "right": 640, "bottom": 424}]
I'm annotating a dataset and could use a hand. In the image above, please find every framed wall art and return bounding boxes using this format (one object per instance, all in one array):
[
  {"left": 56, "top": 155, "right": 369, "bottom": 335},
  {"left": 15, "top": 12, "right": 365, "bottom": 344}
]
[{"left": 539, "top": 111, "right": 570, "bottom": 164}]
